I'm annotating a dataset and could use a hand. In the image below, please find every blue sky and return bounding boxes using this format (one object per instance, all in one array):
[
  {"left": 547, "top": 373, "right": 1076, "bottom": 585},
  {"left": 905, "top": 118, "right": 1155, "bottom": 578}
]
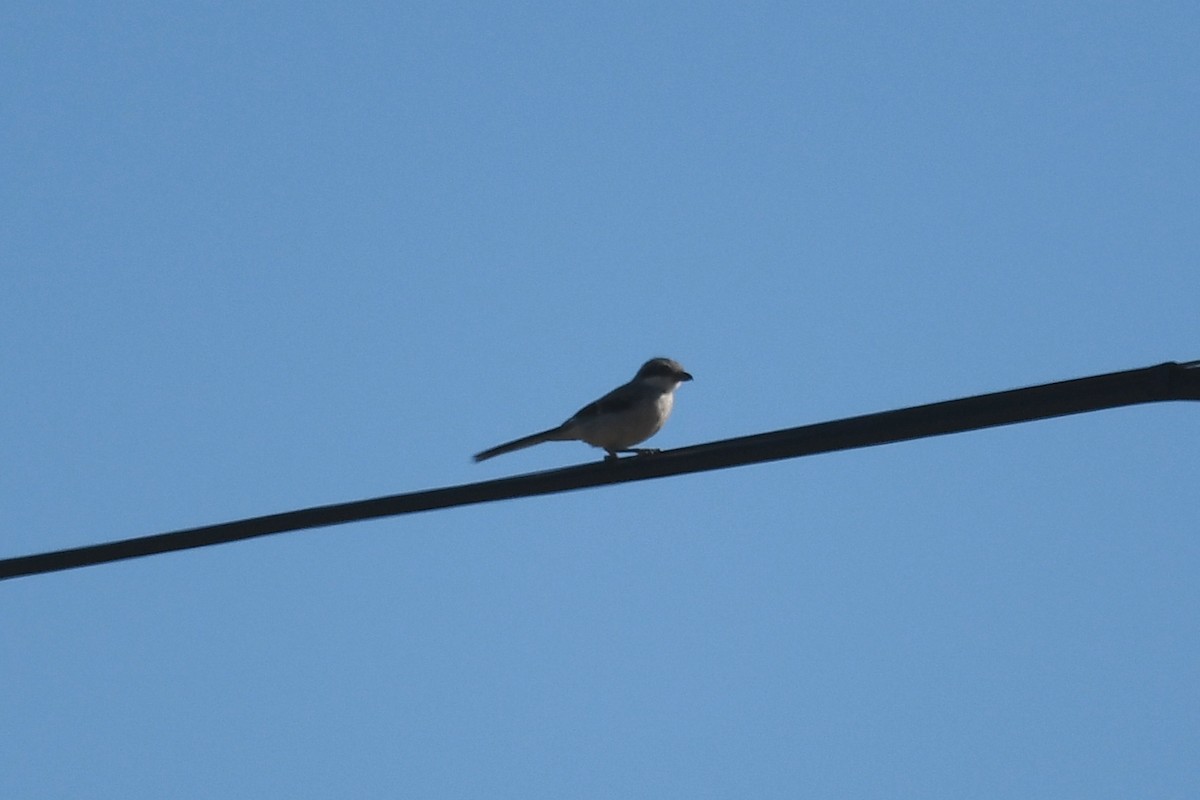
[{"left": 3, "top": 2, "right": 1198, "bottom": 797}]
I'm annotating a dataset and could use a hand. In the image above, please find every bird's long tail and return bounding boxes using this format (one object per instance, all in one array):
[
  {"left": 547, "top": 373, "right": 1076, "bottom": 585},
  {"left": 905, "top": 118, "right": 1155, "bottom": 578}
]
[{"left": 473, "top": 425, "right": 571, "bottom": 462}]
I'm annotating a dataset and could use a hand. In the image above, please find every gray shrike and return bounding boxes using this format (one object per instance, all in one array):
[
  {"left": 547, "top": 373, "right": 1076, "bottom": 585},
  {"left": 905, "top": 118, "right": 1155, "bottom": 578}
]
[{"left": 474, "top": 357, "right": 693, "bottom": 462}]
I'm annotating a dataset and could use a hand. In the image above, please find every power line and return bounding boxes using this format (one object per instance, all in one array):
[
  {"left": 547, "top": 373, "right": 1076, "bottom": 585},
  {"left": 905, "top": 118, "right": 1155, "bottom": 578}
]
[{"left": 2, "top": 360, "right": 1197, "bottom": 582}]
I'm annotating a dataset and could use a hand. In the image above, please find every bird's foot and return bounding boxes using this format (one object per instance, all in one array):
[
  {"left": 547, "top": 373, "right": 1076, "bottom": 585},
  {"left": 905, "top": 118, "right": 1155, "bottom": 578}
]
[{"left": 604, "top": 447, "right": 661, "bottom": 461}]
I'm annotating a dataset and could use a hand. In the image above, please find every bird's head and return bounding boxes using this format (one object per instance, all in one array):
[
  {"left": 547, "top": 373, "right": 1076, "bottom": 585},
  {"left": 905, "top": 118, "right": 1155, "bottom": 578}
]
[{"left": 635, "top": 357, "right": 693, "bottom": 388}]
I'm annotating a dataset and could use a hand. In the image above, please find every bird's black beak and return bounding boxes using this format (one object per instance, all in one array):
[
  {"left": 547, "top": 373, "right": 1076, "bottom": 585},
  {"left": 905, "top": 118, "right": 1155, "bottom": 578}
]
[{"left": 679, "top": 371, "right": 694, "bottom": 382}]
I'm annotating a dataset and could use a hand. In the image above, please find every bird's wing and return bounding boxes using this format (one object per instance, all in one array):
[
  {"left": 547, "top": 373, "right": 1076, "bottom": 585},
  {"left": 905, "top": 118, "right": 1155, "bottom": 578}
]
[{"left": 568, "top": 380, "right": 641, "bottom": 422}]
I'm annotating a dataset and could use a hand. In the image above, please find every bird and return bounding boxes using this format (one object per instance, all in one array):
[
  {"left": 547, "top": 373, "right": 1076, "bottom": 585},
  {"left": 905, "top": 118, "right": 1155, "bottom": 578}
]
[{"left": 474, "top": 357, "right": 693, "bottom": 463}]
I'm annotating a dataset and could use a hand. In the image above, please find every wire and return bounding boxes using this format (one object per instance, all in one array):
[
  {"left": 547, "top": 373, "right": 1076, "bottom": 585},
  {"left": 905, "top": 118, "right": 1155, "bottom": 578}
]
[{"left": 2, "top": 360, "right": 1197, "bottom": 581}]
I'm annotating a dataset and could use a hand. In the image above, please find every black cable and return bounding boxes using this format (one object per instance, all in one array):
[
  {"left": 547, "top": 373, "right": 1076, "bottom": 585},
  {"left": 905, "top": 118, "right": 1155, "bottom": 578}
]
[{"left": 2, "top": 360, "right": 1197, "bottom": 581}]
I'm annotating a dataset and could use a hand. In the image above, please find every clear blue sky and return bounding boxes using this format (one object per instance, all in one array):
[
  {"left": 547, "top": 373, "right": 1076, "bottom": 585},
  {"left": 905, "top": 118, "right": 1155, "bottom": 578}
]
[{"left": 3, "top": 3, "right": 1198, "bottom": 797}]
